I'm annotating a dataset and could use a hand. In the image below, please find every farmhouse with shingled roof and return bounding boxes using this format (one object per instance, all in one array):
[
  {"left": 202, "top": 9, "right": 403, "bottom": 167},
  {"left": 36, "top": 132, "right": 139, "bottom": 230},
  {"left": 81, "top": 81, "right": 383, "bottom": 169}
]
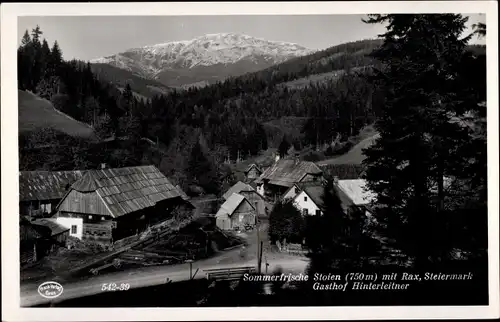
[{"left": 53, "top": 165, "right": 192, "bottom": 245}]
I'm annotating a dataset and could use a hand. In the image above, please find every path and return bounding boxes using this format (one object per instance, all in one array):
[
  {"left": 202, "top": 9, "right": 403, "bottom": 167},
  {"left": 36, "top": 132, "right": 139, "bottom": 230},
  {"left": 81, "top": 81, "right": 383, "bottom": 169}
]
[{"left": 21, "top": 221, "right": 309, "bottom": 307}]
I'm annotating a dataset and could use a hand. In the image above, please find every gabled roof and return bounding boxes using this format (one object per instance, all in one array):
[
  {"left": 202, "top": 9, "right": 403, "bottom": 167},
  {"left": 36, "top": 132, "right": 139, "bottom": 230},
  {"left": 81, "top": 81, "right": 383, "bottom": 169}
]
[
  {"left": 32, "top": 218, "right": 70, "bottom": 236},
  {"left": 255, "top": 159, "right": 322, "bottom": 187},
  {"left": 335, "top": 179, "right": 376, "bottom": 206},
  {"left": 222, "top": 181, "right": 255, "bottom": 200},
  {"left": 62, "top": 165, "right": 189, "bottom": 218},
  {"left": 215, "top": 193, "right": 255, "bottom": 218},
  {"left": 294, "top": 184, "right": 326, "bottom": 209},
  {"left": 284, "top": 181, "right": 323, "bottom": 199},
  {"left": 19, "top": 170, "right": 85, "bottom": 201},
  {"left": 244, "top": 163, "right": 262, "bottom": 174}
]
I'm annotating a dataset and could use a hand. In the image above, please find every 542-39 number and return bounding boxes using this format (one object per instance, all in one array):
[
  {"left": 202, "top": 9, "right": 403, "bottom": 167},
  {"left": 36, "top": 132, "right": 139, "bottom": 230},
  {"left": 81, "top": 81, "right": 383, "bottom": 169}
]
[{"left": 101, "top": 283, "right": 130, "bottom": 291}]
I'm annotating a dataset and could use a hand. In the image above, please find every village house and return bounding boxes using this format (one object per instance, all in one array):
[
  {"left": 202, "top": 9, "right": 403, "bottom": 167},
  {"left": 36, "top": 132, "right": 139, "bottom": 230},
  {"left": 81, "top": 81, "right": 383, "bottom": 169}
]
[
  {"left": 244, "top": 163, "right": 262, "bottom": 181},
  {"left": 53, "top": 165, "right": 193, "bottom": 245},
  {"left": 283, "top": 177, "right": 377, "bottom": 219},
  {"left": 222, "top": 181, "right": 255, "bottom": 200},
  {"left": 19, "top": 170, "right": 85, "bottom": 218},
  {"left": 215, "top": 193, "right": 256, "bottom": 231},
  {"left": 254, "top": 156, "right": 324, "bottom": 200},
  {"left": 222, "top": 181, "right": 268, "bottom": 218},
  {"left": 334, "top": 178, "right": 377, "bottom": 219},
  {"left": 287, "top": 183, "right": 326, "bottom": 217}
]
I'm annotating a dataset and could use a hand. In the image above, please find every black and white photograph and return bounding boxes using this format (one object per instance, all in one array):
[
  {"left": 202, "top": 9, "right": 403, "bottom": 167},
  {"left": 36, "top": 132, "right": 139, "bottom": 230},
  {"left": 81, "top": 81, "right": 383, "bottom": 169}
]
[{"left": 1, "top": 1, "right": 499, "bottom": 320}]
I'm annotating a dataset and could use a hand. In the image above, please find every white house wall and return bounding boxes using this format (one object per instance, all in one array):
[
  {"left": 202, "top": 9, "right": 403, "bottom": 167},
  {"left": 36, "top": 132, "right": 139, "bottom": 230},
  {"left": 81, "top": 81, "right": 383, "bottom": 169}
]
[
  {"left": 257, "top": 184, "right": 265, "bottom": 196},
  {"left": 55, "top": 217, "right": 83, "bottom": 239},
  {"left": 282, "top": 186, "right": 299, "bottom": 201},
  {"left": 293, "top": 191, "right": 321, "bottom": 216}
]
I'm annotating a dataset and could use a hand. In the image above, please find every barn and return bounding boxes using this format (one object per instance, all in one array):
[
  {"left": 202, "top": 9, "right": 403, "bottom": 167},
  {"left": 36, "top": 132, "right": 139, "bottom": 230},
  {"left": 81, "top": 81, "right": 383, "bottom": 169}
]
[
  {"left": 53, "top": 165, "right": 193, "bottom": 245},
  {"left": 32, "top": 218, "right": 70, "bottom": 251},
  {"left": 222, "top": 181, "right": 255, "bottom": 200},
  {"left": 20, "top": 218, "right": 52, "bottom": 266},
  {"left": 215, "top": 193, "right": 256, "bottom": 231},
  {"left": 222, "top": 181, "right": 268, "bottom": 219},
  {"left": 239, "top": 190, "right": 268, "bottom": 219},
  {"left": 19, "top": 170, "right": 85, "bottom": 218}
]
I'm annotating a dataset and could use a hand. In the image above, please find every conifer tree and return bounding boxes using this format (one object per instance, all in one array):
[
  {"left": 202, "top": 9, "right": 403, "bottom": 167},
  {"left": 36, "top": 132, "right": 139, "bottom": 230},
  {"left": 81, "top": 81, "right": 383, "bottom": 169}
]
[
  {"left": 278, "top": 135, "right": 290, "bottom": 158},
  {"left": 30, "top": 25, "right": 43, "bottom": 88},
  {"left": 362, "top": 14, "right": 483, "bottom": 267},
  {"left": 40, "top": 39, "right": 51, "bottom": 77},
  {"left": 187, "top": 139, "right": 220, "bottom": 195},
  {"left": 304, "top": 181, "right": 369, "bottom": 276},
  {"left": 18, "top": 30, "right": 33, "bottom": 90},
  {"left": 49, "top": 41, "right": 63, "bottom": 74}
]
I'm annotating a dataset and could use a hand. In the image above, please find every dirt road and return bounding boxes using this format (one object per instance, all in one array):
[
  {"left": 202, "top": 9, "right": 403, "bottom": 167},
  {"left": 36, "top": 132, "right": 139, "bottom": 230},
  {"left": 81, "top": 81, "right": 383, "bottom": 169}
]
[{"left": 21, "top": 223, "right": 309, "bottom": 307}]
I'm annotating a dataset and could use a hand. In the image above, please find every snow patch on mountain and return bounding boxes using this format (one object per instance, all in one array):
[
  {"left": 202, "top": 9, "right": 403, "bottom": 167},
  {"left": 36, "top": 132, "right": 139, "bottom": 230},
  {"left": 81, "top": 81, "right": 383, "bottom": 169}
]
[{"left": 90, "top": 33, "right": 314, "bottom": 79}]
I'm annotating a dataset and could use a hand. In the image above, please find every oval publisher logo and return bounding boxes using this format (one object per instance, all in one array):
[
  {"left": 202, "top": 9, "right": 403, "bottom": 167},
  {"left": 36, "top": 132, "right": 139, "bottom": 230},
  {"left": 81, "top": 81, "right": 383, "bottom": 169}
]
[{"left": 38, "top": 281, "right": 63, "bottom": 299}]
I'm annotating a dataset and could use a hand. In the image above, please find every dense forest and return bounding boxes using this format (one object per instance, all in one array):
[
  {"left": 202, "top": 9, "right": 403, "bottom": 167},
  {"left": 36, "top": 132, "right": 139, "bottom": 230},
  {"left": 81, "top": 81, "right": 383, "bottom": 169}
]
[{"left": 17, "top": 24, "right": 486, "bottom": 197}]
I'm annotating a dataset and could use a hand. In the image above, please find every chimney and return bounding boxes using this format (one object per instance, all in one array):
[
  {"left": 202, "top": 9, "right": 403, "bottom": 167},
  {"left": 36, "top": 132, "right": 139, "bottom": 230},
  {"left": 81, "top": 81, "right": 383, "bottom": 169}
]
[
  {"left": 274, "top": 152, "right": 280, "bottom": 163},
  {"left": 294, "top": 153, "right": 300, "bottom": 165},
  {"left": 101, "top": 163, "right": 107, "bottom": 169},
  {"left": 333, "top": 176, "right": 339, "bottom": 185}
]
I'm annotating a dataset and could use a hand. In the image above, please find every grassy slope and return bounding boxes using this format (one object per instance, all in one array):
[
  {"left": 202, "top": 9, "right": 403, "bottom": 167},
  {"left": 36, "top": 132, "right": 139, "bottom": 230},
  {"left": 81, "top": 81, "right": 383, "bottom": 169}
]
[
  {"left": 318, "top": 130, "right": 380, "bottom": 165},
  {"left": 278, "top": 66, "right": 371, "bottom": 90},
  {"left": 18, "top": 90, "right": 96, "bottom": 139}
]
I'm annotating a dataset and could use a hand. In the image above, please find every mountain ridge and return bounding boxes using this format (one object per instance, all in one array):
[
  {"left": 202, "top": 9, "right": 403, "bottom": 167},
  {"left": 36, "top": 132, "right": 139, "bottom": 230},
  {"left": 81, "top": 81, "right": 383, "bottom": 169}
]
[{"left": 90, "top": 33, "right": 315, "bottom": 87}]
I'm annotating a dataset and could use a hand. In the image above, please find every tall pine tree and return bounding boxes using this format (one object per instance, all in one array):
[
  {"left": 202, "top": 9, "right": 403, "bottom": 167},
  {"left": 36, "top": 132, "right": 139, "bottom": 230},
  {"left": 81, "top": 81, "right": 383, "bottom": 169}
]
[{"left": 361, "top": 14, "right": 484, "bottom": 268}]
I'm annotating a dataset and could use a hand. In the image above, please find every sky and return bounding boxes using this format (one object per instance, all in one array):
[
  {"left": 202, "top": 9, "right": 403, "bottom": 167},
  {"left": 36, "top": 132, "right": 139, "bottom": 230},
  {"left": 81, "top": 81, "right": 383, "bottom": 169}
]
[{"left": 18, "top": 14, "right": 486, "bottom": 61}]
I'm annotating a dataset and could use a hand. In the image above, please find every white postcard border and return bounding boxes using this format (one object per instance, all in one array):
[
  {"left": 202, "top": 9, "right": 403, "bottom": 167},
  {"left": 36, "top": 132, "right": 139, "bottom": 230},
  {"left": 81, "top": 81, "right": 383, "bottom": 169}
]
[{"left": 1, "top": 1, "right": 498, "bottom": 321}]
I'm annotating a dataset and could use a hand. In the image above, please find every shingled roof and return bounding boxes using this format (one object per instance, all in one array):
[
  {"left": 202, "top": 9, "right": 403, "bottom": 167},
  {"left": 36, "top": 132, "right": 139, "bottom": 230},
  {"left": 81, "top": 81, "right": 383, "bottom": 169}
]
[
  {"left": 19, "top": 218, "right": 52, "bottom": 242},
  {"left": 63, "top": 165, "right": 188, "bottom": 218},
  {"left": 215, "top": 193, "right": 255, "bottom": 218},
  {"left": 32, "top": 218, "right": 70, "bottom": 236},
  {"left": 296, "top": 184, "right": 326, "bottom": 209},
  {"left": 19, "top": 170, "right": 85, "bottom": 201},
  {"left": 244, "top": 164, "right": 262, "bottom": 174},
  {"left": 335, "top": 179, "right": 376, "bottom": 206},
  {"left": 222, "top": 181, "right": 255, "bottom": 200},
  {"left": 255, "top": 159, "right": 322, "bottom": 187}
]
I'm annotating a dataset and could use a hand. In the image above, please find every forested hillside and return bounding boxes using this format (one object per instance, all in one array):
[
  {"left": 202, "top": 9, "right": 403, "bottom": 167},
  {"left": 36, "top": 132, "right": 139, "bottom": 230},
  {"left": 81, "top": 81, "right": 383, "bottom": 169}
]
[
  {"left": 18, "top": 25, "right": 486, "bottom": 197},
  {"left": 90, "top": 63, "right": 172, "bottom": 98}
]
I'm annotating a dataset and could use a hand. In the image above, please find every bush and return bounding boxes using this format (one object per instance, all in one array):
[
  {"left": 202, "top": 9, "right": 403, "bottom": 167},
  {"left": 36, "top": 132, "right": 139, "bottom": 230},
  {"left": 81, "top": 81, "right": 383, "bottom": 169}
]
[
  {"left": 326, "top": 141, "right": 354, "bottom": 156},
  {"left": 268, "top": 199, "right": 305, "bottom": 244},
  {"left": 302, "top": 151, "right": 325, "bottom": 162}
]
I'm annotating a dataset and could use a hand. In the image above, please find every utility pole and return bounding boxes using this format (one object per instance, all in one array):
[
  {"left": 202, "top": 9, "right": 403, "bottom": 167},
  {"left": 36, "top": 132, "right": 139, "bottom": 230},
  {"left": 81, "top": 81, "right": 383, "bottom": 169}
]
[
  {"left": 186, "top": 259, "right": 193, "bottom": 279},
  {"left": 255, "top": 204, "right": 261, "bottom": 274},
  {"left": 258, "top": 241, "right": 263, "bottom": 275}
]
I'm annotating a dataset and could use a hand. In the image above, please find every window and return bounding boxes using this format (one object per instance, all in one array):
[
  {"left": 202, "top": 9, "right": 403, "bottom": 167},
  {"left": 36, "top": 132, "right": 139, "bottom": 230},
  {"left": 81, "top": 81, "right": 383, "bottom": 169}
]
[
  {"left": 71, "top": 225, "right": 77, "bottom": 234},
  {"left": 303, "top": 209, "right": 308, "bottom": 216},
  {"left": 316, "top": 210, "right": 321, "bottom": 216},
  {"left": 88, "top": 215, "right": 93, "bottom": 220},
  {"left": 304, "top": 196, "right": 308, "bottom": 202}
]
